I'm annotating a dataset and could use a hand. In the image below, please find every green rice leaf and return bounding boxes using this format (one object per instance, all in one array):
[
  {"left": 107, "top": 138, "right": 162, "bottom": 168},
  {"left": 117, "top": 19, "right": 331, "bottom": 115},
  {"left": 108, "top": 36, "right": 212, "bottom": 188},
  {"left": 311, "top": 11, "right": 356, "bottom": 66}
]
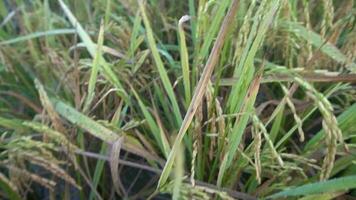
[
  {"left": 52, "top": 98, "right": 119, "bottom": 142},
  {"left": 83, "top": 21, "right": 105, "bottom": 113},
  {"left": 0, "top": 29, "right": 77, "bottom": 45},
  {"left": 283, "top": 21, "right": 356, "bottom": 70},
  {"left": 138, "top": 1, "right": 182, "bottom": 126},
  {"left": 268, "top": 175, "right": 356, "bottom": 199},
  {"left": 131, "top": 88, "right": 170, "bottom": 158},
  {"left": 178, "top": 15, "right": 191, "bottom": 104}
]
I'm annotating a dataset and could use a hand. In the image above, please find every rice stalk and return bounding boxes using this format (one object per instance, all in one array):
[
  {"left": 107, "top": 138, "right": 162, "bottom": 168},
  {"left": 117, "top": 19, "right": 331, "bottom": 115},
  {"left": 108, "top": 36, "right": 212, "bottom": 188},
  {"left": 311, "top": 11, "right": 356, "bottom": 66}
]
[{"left": 158, "top": 0, "right": 240, "bottom": 188}]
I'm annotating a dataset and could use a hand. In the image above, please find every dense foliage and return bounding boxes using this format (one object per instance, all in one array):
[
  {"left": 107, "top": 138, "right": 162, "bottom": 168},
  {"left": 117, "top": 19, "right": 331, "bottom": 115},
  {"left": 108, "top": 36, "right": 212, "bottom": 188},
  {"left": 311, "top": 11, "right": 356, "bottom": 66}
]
[{"left": 0, "top": 0, "right": 355, "bottom": 199}]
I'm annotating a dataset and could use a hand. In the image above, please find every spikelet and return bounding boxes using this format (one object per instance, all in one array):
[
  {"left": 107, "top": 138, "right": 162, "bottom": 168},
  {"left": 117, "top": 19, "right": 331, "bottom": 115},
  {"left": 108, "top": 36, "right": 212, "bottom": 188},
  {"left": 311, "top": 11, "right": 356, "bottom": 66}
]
[
  {"left": 195, "top": 184, "right": 234, "bottom": 200},
  {"left": 294, "top": 77, "right": 346, "bottom": 180},
  {"left": 281, "top": 84, "right": 305, "bottom": 142},
  {"left": 341, "top": 29, "right": 356, "bottom": 72},
  {"left": 281, "top": 153, "right": 321, "bottom": 170},
  {"left": 191, "top": 102, "right": 203, "bottom": 187},
  {"left": 216, "top": 97, "right": 226, "bottom": 158},
  {"left": 205, "top": 83, "right": 216, "bottom": 161},
  {"left": 7, "top": 136, "right": 56, "bottom": 159},
  {"left": 23, "top": 122, "right": 78, "bottom": 151},
  {"left": 233, "top": 0, "right": 257, "bottom": 63},
  {"left": 190, "top": 130, "right": 199, "bottom": 187},
  {"left": 0, "top": 172, "right": 19, "bottom": 193},
  {"left": 302, "top": 0, "right": 313, "bottom": 61},
  {"left": 251, "top": 125, "right": 262, "bottom": 184},
  {"left": 252, "top": 114, "right": 284, "bottom": 167},
  {"left": 271, "top": 68, "right": 348, "bottom": 179},
  {"left": 8, "top": 165, "right": 56, "bottom": 191},
  {"left": 161, "top": 181, "right": 234, "bottom": 200},
  {"left": 320, "top": 0, "right": 334, "bottom": 38},
  {"left": 34, "top": 79, "right": 66, "bottom": 134},
  {"left": 24, "top": 154, "right": 80, "bottom": 189}
]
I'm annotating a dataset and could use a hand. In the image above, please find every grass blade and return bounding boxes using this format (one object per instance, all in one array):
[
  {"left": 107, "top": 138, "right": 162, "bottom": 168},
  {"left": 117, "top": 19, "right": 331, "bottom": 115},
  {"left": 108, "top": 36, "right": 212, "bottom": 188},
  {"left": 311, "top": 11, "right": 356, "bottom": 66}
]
[
  {"left": 104, "top": 0, "right": 111, "bottom": 26},
  {"left": 178, "top": 15, "right": 191, "bottom": 104},
  {"left": 58, "top": 0, "right": 95, "bottom": 55},
  {"left": 139, "top": 1, "right": 182, "bottom": 126},
  {"left": 131, "top": 88, "right": 170, "bottom": 157},
  {"left": 83, "top": 20, "right": 105, "bottom": 113},
  {"left": 0, "top": 29, "right": 77, "bottom": 45},
  {"left": 268, "top": 175, "right": 356, "bottom": 199},
  {"left": 88, "top": 144, "right": 107, "bottom": 200}
]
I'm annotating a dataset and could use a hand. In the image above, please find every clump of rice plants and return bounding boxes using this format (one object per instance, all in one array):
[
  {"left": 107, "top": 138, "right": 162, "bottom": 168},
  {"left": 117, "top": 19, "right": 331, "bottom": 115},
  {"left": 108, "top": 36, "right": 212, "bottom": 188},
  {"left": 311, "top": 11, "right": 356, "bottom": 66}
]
[{"left": 0, "top": 0, "right": 356, "bottom": 199}]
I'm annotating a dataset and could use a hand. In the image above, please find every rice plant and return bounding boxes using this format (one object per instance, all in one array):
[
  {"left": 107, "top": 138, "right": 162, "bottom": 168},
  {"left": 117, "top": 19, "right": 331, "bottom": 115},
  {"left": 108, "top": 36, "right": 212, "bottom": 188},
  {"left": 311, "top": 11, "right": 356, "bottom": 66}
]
[{"left": 0, "top": 0, "right": 356, "bottom": 199}]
